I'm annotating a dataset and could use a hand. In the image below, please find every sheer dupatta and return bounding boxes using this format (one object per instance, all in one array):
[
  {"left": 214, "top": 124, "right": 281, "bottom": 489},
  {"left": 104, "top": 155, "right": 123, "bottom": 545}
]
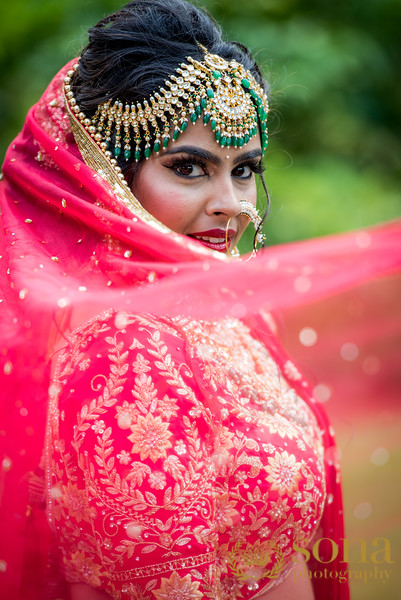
[{"left": 1, "top": 61, "right": 400, "bottom": 599}]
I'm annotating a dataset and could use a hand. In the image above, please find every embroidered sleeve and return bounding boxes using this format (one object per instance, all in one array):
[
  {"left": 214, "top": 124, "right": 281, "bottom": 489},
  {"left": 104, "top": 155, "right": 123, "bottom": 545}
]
[{"left": 46, "top": 311, "right": 326, "bottom": 600}]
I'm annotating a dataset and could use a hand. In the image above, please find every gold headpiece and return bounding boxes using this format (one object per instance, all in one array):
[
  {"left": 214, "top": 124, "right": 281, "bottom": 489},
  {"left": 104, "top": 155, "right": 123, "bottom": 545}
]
[{"left": 64, "top": 48, "right": 269, "bottom": 171}]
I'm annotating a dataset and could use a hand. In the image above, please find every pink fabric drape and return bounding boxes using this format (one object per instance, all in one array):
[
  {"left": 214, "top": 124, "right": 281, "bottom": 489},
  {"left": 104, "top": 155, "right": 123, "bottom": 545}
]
[{"left": 1, "top": 61, "right": 400, "bottom": 599}]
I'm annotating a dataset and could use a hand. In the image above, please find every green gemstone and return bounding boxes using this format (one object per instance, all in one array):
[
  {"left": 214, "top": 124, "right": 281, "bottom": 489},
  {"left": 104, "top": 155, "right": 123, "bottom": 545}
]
[
  {"left": 124, "top": 149, "right": 131, "bottom": 160},
  {"left": 244, "top": 134, "right": 250, "bottom": 144},
  {"left": 163, "top": 136, "right": 169, "bottom": 148},
  {"left": 203, "top": 113, "right": 211, "bottom": 124},
  {"left": 212, "top": 70, "right": 221, "bottom": 79},
  {"left": 211, "top": 120, "right": 217, "bottom": 131},
  {"left": 250, "top": 89, "right": 257, "bottom": 98},
  {"left": 114, "top": 146, "right": 121, "bottom": 157},
  {"left": 238, "top": 137, "right": 244, "bottom": 147},
  {"left": 242, "top": 78, "right": 250, "bottom": 89},
  {"left": 134, "top": 150, "right": 141, "bottom": 161},
  {"left": 195, "top": 105, "right": 202, "bottom": 116},
  {"left": 206, "top": 88, "right": 214, "bottom": 99},
  {"left": 154, "top": 142, "right": 160, "bottom": 153},
  {"left": 220, "top": 136, "right": 226, "bottom": 146},
  {"left": 258, "top": 109, "right": 267, "bottom": 121},
  {"left": 144, "top": 147, "right": 151, "bottom": 159},
  {"left": 215, "top": 130, "right": 221, "bottom": 141},
  {"left": 173, "top": 129, "right": 179, "bottom": 140},
  {"left": 232, "top": 136, "right": 237, "bottom": 147},
  {"left": 226, "top": 136, "right": 231, "bottom": 147},
  {"left": 201, "top": 98, "right": 207, "bottom": 109},
  {"left": 190, "top": 112, "right": 197, "bottom": 123},
  {"left": 180, "top": 121, "right": 188, "bottom": 131},
  {"left": 261, "top": 121, "right": 267, "bottom": 132}
]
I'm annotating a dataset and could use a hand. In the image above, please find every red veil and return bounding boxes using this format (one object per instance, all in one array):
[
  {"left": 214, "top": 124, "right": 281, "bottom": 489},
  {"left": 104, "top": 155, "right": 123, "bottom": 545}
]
[{"left": 1, "top": 61, "right": 400, "bottom": 599}]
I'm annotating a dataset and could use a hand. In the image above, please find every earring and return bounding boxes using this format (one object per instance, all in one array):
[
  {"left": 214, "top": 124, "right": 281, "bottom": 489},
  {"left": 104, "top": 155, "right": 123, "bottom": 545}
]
[{"left": 239, "top": 200, "right": 266, "bottom": 248}]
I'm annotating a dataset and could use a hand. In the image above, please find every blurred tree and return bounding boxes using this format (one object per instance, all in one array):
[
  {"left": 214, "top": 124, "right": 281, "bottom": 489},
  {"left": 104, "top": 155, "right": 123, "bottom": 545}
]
[
  {"left": 1, "top": 0, "right": 400, "bottom": 244},
  {"left": 0, "top": 0, "right": 122, "bottom": 154},
  {"left": 203, "top": 0, "right": 401, "bottom": 243}
]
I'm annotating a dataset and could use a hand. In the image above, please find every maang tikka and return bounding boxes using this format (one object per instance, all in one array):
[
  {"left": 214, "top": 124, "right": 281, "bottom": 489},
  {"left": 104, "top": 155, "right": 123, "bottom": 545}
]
[{"left": 63, "top": 46, "right": 269, "bottom": 171}]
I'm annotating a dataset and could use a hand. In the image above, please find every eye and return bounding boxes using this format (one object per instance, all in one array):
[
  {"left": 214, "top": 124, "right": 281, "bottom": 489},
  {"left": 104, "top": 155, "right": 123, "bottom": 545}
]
[
  {"left": 233, "top": 161, "right": 265, "bottom": 179},
  {"left": 163, "top": 157, "right": 208, "bottom": 178},
  {"left": 174, "top": 162, "right": 205, "bottom": 177},
  {"left": 232, "top": 164, "right": 253, "bottom": 179}
]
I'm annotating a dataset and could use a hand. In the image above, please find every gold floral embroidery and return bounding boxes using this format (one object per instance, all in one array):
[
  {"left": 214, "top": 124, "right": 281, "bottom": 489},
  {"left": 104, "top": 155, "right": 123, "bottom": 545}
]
[
  {"left": 148, "top": 471, "right": 167, "bottom": 490},
  {"left": 262, "top": 413, "right": 300, "bottom": 440},
  {"left": 46, "top": 312, "right": 326, "bottom": 599},
  {"left": 58, "top": 480, "right": 93, "bottom": 524},
  {"left": 64, "top": 550, "right": 106, "bottom": 587},
  {"left": 128, "top": 413, "right": 173, "bottom": 462},
  {"left": 152, "top": 572, "right": 203, "bottom": 600},
  {"left": 132, "top": 353, "right": 152, "bottom": 374},
  {"left": 120, "top": 583, "right": 153, "bottom": 600},
  {"left": 213, "top": 494, "right": 240, "bottom": 533},
  {"left": 265, "top": 451, "right": 303, "bottom": 496},
  {"left": 268, "top": 498, "right": 290, "bottom": 523}
]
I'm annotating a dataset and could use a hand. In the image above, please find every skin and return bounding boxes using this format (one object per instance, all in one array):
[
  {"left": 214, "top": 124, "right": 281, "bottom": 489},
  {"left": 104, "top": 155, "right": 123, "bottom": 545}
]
[
  {"left": 255, "top": 554, "right": 315, "bottom": 600},
  {"left": 132, "top": 119, "right": 264, "bottom": 253}
]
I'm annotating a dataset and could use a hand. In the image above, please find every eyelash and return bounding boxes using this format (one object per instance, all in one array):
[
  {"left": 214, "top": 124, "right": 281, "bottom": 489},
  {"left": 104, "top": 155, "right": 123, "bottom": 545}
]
[
  {"left": 165, "top": 156, "right": 265, "bottom": 179},
  {"left": 166, "top": 157, "right": 207, "bottom": 178},
  {"left": 249, "top": 161, "right": 266, "bottom": 176}
]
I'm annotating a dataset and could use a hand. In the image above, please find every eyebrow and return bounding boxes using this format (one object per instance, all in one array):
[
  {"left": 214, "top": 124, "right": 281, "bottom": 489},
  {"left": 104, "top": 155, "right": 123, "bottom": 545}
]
[
  {"left": 160, "top": 145, "right": 222, "bottom": 165},
  {"left": 232, "top": 148, "right": 263, "bottom": 166},
  {"left": 159, "top": 145, "right": 262, "bottom": 166}
]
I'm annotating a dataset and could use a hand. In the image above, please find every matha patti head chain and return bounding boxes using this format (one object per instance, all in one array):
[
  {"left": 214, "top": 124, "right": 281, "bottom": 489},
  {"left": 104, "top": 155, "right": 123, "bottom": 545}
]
[{"left": 63, "top": 47, "right": 269, "bottom": 166}]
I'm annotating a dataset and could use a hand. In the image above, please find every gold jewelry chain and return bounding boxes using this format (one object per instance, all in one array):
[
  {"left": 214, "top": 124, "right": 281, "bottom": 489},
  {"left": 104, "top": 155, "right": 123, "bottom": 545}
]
[{"left": 63, "top": 48, "right": 269, "bottom": 171}]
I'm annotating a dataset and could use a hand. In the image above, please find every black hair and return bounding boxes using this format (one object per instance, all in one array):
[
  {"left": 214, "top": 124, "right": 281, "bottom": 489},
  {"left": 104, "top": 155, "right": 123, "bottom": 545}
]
[
  {"left": 74, "top": 0, "right": 267, "bottom": 111},
  {"left": 73, "top": 0, "right": 270, "bottom": 248}
]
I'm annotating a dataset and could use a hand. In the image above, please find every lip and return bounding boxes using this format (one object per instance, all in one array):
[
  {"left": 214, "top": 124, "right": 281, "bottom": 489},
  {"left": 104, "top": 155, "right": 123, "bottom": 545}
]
[{"left": 188, "top": 228, "right": 236, "bottom": 253}]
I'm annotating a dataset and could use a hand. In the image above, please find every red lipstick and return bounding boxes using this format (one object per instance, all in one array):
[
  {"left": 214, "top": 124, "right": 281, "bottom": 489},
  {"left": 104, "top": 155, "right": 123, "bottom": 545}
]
[{"left": 188, "top": 228, "right": 235, "bottom": 253}]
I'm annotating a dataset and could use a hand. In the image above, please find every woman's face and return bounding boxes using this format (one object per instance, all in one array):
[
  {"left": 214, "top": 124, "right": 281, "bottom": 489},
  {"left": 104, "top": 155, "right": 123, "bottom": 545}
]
[{"left": 132, "top": 120, "right": 263, "bottom": 253}]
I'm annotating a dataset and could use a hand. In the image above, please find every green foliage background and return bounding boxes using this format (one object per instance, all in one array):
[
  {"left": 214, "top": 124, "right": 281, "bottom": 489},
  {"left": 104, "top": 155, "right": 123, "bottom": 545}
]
[
  {"left": 1, "top": 0, "right": 400, "bottom": 246},
  {"left": 0, "top": 2, "right": 399, "bottom": 597}
]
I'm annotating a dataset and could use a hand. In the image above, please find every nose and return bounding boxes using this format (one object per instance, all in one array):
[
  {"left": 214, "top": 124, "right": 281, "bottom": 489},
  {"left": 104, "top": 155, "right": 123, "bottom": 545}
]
[{"left": 205, "top": 173, "right": 242, "bottom": 218}]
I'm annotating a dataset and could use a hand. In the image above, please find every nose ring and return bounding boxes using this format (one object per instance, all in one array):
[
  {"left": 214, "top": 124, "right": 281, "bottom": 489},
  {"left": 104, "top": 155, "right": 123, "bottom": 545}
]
[
  {"left": 225, "top": 200, "right": 265, "bottom": 257},
  {"left": 225, "top": 217, "right": 240, "bottom": 257},
  {"left": 239, "top": 200, "right": 266, "bottom": 246}
]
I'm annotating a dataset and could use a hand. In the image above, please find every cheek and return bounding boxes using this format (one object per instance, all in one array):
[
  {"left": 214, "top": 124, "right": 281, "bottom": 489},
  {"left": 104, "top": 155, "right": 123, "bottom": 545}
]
[
  {"left": 135, "top": 177, "right": 196, "bottom": 233},
  {"left": 247, "top": 182, "right": 258, "bottom": 207}
]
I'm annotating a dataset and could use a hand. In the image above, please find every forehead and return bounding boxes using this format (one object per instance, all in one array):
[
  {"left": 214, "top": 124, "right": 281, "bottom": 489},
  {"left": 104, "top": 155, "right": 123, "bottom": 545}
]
[{"left": 162, "top": 118, "right": 262, "bottom": 157}]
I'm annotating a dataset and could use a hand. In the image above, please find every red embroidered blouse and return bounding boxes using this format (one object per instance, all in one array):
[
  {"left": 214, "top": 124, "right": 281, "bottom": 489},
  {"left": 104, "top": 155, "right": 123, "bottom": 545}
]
[{"left": 46, "top": 311, "right": 326, "bottom": 599}]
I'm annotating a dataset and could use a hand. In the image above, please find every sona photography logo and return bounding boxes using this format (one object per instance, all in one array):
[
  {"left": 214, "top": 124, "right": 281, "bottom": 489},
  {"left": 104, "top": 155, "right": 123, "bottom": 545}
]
[{"left": 227, "top": 537, "right": 394, "bottom": 586}]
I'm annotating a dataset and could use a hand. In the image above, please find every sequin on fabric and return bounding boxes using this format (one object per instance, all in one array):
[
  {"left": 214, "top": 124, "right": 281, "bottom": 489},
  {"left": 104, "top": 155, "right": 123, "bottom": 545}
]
[{"left": 45, "top": 312, "right": 326, "bottom": 599}]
